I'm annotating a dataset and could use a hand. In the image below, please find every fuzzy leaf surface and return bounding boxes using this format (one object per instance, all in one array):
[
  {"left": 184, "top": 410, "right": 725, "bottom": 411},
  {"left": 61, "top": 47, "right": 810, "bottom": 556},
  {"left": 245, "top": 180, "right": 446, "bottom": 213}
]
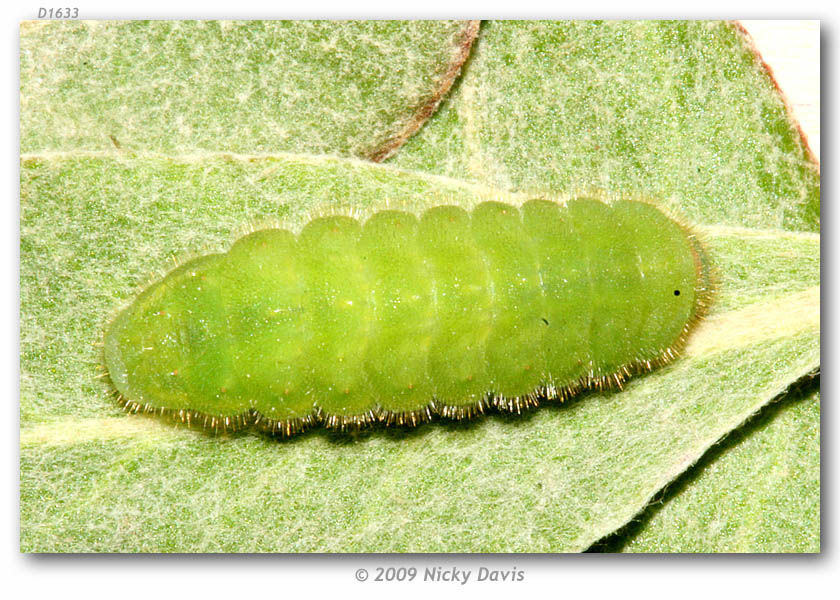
[
  {"left": 20, "top": 20, "right": 477, "bottom": 160},
  {"left": 20, "top": 155, "right": 818, "bottom": 552},
  {"left": 594, "top": 379, "right": 820, "bottom": 553},
  {"left": 392, "top": 21, "right": 820, "bottom": 231}
]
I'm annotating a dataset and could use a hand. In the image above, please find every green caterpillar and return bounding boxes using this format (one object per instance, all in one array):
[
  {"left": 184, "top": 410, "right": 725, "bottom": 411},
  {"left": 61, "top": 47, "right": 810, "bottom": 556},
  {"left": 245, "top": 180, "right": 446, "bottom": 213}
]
[{"left": 104, "top": 196, "right": 714, "bottom": 436}]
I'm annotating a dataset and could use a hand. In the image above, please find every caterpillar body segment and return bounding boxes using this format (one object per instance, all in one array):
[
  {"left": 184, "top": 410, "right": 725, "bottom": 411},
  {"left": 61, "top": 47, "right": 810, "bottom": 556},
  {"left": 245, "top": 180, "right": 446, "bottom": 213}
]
[{"left": 104, "top": 196, "right": 713, "bottom": 435}]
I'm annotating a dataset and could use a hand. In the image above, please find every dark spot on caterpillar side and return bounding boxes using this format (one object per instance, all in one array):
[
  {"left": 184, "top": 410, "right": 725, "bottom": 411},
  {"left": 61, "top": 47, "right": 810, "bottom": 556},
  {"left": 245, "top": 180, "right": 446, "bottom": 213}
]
[
  {"left": 541, "top": 318, "right": 549, "bottom": 325},
  {"left": 674, "top": 290, "right": 681, "bottom": 296}
]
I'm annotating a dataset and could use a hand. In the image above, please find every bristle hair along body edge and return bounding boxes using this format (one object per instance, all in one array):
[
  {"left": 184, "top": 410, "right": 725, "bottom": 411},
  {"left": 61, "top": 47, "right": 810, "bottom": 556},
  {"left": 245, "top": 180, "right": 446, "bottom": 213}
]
[
  {"left": 106, "top": 353, "right": 694, "bottom": 438},
  {"left": 102, "top": 191, "right": 713, "bottom": 439}
]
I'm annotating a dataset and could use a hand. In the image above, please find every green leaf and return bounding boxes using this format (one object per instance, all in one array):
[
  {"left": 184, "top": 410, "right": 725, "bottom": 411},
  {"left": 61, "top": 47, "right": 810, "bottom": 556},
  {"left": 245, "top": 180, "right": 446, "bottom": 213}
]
[
  {"left": 20, "top": 20, "right": 479, "bottom": 160},
  {"left": 20, "top": 155, "right": 819, "bottom": 552},
  {"left": 391, "top": 21, "right": 820, "bottom": 232},
  {"left": 20, "top": 19, "right": 820, "bottom": 553},
  {"left": 594, "top": 375, "right": 820, "bottom": 553}
]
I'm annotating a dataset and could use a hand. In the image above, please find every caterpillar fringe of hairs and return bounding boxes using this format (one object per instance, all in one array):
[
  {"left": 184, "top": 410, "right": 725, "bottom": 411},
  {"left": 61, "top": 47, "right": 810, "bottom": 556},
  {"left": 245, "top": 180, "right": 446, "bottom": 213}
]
[{"left": 103, "top": 194, "right": 715, "bottom": 436}]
